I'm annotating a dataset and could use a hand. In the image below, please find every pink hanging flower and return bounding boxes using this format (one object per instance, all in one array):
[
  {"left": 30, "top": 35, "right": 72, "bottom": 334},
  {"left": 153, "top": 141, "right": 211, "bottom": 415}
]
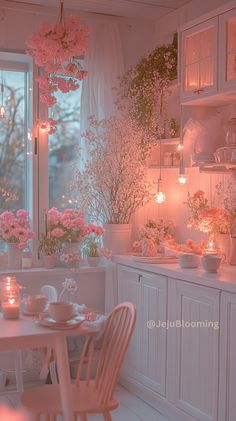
[{"left": 26, "top": 14, "right": 90, "bottom": 122}]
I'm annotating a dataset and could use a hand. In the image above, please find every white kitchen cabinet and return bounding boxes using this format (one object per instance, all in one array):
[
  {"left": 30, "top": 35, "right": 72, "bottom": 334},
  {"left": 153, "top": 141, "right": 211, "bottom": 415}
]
[
  {"left": 117, "top": 265, "right": 167, "bottom": 397},
  {"left": 180, "top": 17, "right": 218, "bottom": 102},
  {"left": 219, "top": 8, "right": 236, "bottom": 92},
  {"left": 219, "top": 292, "right": 236, "bottom": 421},
  {"left": 167, "top": 279, "right": 220, "bottom": 421}
]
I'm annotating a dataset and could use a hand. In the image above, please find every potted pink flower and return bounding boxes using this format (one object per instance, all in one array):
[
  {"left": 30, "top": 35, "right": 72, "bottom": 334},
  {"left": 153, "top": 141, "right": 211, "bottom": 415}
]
[
  {"left": 84, "top": 224, "right": 104, "bottom": 267},
  {"left": 0, "top": 210, "right": 34, "bottom": 269},
  {"left": 44, "top": 208, "right": 90, "bottom": 265}
]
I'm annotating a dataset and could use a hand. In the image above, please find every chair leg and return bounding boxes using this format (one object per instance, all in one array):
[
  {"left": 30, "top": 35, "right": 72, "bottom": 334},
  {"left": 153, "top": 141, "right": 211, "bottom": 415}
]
[
  {"left": 103, "top": 412, "right": 112, "bottom": 421},
  {"left": 35, "top": 415, "right": 40, "bottom": 421},
  {"left": 49, "top": 415, "right": 56, "bottom": 421},
  {"left": 79, "top": 414, "right": 87, "bottom": 421}
]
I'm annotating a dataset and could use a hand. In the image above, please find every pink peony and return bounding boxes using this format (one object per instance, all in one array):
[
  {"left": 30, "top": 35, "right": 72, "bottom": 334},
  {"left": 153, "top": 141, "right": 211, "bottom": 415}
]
[{"left": 50, "top": 228, "right": 64, "bottom": 238}]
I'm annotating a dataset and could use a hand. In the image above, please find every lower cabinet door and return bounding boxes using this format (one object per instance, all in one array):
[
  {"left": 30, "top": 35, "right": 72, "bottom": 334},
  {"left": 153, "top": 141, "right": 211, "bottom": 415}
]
[
  {"left": 219, "top": 292, "right": 236, "bottom": 421},
  {"left": 117, "top": 265, "right": 167, "bottom": 397},
  {"left": 167, "top": 279, "right": 220, "bottom": 421}
]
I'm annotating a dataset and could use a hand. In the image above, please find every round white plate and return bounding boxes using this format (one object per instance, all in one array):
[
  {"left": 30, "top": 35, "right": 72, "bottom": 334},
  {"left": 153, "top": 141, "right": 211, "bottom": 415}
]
[
  {"left": 38, "top": 315, "right": 85, "bottom": 330},
  {"left": 132, "top": 255, "right": 178, "bottom": 263}
]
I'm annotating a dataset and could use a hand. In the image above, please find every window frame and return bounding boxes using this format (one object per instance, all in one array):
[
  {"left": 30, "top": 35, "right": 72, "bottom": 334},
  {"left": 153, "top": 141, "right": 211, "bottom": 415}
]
[{"left": 0, "top": 51, "right": 49, "bottom": 262}]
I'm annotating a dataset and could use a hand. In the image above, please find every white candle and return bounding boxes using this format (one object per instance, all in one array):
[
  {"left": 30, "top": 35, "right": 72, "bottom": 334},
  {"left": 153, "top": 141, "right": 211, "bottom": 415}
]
[{"left": 2, "top": 302, "right": 20, "bottom": 319}]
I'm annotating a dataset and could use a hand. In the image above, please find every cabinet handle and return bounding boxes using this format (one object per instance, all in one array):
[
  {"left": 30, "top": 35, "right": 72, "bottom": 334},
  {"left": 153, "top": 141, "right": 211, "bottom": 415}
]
[
  {"left": 193, "top": 88, "right": 204, "bottom": 94},
  {"left": 138, "top": 274, "right": 142, "bottom": 282}
]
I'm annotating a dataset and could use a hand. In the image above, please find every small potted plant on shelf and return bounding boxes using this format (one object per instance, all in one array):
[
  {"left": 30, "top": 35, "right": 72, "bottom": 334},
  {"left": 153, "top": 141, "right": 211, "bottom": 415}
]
[
  {"left": 84, "top": 224, "right": 104, "bottom": 267},
  {"left": 0, "top": 209, "right": 34, "bottom": 270},
  {"left": 39, "top": 234, "right": 61, "bottom": 269}
]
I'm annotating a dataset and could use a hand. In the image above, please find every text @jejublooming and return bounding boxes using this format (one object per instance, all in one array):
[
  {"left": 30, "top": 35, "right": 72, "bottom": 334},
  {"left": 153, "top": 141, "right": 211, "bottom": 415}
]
[{"left": 147, "top": 319, "right": 219, "bottom": 330}]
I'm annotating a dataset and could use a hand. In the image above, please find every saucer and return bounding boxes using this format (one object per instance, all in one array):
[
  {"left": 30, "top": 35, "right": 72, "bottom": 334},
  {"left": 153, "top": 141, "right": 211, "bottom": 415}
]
[{"left": 38, "top": 314, "right": 85, "bottom": 330}]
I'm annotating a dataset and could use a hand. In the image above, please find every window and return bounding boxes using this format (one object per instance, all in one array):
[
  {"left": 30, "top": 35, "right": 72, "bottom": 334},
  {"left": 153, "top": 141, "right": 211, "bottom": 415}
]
[
  {"left": 0, "top": 62, "right": 31, "bottom": 211},
  {"left": 49, "top": 87, "right": 82, "bottom": 209},
  {"left": 0, "top": 52, "right": 83, "bottom": 259}
]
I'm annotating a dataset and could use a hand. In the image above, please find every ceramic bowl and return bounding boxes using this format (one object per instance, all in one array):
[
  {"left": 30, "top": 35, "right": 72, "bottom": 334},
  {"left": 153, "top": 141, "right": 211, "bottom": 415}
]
[
  {"left": 24, "top": 295, "right": 48, "bottom": 313},
  {"left": 201, "top": 254, "right": 222, "bottom": 273},
  {"left": 48, "top": 301, "right": 74, "bottom": 322},
  {"left": 179, "top": 253, "right": 200, "bottom": 269}
]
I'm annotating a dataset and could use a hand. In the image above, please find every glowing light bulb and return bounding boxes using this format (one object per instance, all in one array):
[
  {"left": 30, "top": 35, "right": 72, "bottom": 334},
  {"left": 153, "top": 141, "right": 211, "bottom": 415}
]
[
  {"left": 177, "top": 143, "right": 184, "bottom": 151},
  {"left": 0, "top": 105, "right": 5, "bottom": 119},
  {"left": 155, "top": 191, "right": 166, "bottom": 204},
  {"left": 178, "top": 174, "right": 187, "bottom": 184}
]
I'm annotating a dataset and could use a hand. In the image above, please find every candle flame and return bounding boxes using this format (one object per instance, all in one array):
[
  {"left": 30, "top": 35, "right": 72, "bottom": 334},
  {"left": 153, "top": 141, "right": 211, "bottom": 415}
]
[{"left": 8, "top": 298, "right": 15, "bottom": 305}]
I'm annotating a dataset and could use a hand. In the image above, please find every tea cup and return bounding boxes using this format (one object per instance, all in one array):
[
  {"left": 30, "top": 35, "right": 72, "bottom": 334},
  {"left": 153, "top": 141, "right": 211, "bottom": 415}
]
[
  {"left": 48, "top": 301, "right": 74, "bottom": 322},
  {"left": 201, "top": 254, "right": 222, "bottom": 273}
]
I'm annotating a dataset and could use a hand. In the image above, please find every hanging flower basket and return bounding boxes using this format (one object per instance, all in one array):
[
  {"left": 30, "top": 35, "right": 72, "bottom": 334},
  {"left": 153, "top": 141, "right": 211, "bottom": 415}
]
[{"left": 26, "top": 1, "right": 90, "bottom": 108}]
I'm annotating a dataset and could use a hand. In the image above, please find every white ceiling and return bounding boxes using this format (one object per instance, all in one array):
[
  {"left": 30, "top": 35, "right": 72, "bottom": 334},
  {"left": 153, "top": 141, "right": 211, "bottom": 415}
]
[{"left": 6, "top": 0, "right": 192, "bottom": 20}]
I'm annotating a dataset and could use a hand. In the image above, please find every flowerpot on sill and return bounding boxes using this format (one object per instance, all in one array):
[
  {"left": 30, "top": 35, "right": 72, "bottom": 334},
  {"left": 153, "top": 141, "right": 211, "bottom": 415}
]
[
  {"left": 102, "top": 224, "right": 131, "bottom": 255},
  {"left": 42, "top": 255, "right": 57, "bottom": 269},
  {"left": 7, "top": 243, "right": 22, "bottom": 270},
  {"left": 63, "top": 242, "right": 81, "bottom": 255},
  {"left": 87, "top": 256, "right": 101, "bottom": 267},
  {"left": 217, "top": 233, "right": 231, "bottom": 263}
]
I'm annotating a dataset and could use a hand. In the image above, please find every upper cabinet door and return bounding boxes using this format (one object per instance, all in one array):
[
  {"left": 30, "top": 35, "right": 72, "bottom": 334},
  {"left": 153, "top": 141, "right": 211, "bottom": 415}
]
[
  {"left": 181, "top": 17, "right": 218, "bottom": 102},
  {"left": 219, "top": 8, "right": 236, "bottom": 91}
]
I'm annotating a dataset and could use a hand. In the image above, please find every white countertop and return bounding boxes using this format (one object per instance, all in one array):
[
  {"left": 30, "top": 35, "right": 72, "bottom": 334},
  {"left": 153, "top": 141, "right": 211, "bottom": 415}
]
[{"left": 113, "top": 255, "right": 236, "bottom": 294}]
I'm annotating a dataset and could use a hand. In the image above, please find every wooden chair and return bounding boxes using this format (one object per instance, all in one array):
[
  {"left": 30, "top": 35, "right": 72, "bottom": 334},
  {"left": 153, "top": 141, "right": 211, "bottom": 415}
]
[{"left": 21, "top": 301, "right": 136, "bottom": 420}]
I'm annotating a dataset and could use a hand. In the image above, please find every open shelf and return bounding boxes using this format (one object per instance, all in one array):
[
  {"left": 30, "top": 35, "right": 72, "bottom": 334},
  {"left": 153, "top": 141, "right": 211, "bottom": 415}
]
[
  {"left": 197, "top": 162, "right": 236, "bottom": 174},
  {"left": 158, "top": 137, "right": 180, "bottom": 145}
]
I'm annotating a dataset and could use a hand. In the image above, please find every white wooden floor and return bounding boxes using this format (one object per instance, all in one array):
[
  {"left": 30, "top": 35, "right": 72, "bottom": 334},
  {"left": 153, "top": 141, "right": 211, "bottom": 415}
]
[{"left": 0, "top": 384, "right": 170, "bottom": 421}]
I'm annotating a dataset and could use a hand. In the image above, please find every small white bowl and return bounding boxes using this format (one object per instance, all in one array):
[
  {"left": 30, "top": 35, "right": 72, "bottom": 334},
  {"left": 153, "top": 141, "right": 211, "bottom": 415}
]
[
  {"left": 48, "top": 302, "right": 74, "bottom": 322},
  {"left": 201, "top": 255, "right": 222, "bottom": 273},
  {"left": 179, "top": 253, "right": 200, "bottom": 269}
]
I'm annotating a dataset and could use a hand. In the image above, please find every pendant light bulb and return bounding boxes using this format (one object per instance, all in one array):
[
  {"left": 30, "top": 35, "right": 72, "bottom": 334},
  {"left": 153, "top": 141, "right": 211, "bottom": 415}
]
[
  {"left": 178, "top": 173, "right": 187, "bottom": 184},
  {"left": 155, "top": 178, "right": 166, "bottom": 204},
  {"left": 155, "top": 190, "right": 166, "bottom": 204},
  {"left": 0, "top": 105, "right": 5, "bottom": 119},
  {"left": 177, "top": 143, "right": 184, "bottom": 152}
]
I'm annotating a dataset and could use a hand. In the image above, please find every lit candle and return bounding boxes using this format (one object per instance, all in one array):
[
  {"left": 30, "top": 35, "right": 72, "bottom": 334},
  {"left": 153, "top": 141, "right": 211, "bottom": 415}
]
[{"left": 1, "top": 276, "right": 20, "bottom": 320}]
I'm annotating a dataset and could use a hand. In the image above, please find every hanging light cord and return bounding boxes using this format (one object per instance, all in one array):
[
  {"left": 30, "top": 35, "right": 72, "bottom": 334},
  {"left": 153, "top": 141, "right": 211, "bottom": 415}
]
[
  {"left": 159, "top": 138, "right": 162, "bottom": 182},
  {"left": 57, "top": 0, "right": 65, "bottom": 26}
]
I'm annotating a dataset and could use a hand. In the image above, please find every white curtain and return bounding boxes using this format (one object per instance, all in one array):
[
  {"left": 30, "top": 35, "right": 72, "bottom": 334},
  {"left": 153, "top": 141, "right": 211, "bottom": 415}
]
[{"left": 80, "top": 22, "right": 124, "bottom": 162}]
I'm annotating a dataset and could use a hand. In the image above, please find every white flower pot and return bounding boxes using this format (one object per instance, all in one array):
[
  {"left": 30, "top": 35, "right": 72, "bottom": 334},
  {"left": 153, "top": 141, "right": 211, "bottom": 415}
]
[
  {"left": 7, "top": 243, "right": 22, "bottom": 270},
  {"left": 102, "top": 224, "right": 131, "bottom": 255},
  {"left": 87, "top": 256, "right": 101, "bottom": 267},
  {"left": 217, "top": 233, "right": 231, "bottom": 263},
  {"left": 63, "top": 242, "right": 81, "bottom": 255},
  {"left": 42, "top": 255, "right": 56, "bottom": 269}
]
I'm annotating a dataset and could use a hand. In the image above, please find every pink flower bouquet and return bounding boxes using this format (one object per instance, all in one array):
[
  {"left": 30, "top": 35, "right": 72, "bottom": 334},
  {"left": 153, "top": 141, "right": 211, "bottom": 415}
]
[
  {"left": 47, "top": 207, "right": 90, "bottom": 244},
  {"left": 0, "top": 210, "right": 34, "bottom": 249}
]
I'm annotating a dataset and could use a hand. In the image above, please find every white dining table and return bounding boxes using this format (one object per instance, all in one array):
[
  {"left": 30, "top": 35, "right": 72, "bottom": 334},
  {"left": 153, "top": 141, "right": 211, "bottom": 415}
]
[{"left": 0, "top": 313, "right": 100, "bottom": 421}]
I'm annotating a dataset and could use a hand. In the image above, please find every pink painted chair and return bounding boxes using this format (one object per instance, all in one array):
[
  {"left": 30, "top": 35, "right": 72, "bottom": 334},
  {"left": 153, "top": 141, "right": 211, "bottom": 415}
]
[{"left": 21, "top": 302, "right": 136, "bottom": 421}]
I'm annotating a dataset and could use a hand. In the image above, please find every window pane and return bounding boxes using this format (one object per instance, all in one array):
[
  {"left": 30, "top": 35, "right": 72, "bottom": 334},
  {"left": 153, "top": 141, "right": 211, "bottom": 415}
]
[
  {"left": 0, "top": 69, "right": 28, "bottom": 211},
  {"left": 49, "top": 87, "right": 82, "bottom": 209}
]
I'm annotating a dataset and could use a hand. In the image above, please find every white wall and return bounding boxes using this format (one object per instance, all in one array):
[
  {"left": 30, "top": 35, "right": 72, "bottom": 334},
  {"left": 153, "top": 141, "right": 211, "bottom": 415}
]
[{"left": 0, "top": 1, "right": 155, "bottom": 69}]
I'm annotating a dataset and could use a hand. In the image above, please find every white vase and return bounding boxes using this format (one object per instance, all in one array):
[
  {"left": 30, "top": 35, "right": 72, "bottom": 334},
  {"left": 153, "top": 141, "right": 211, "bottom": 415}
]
[
  {"left": 102, "top": 224, "right": 131, "bottom": 255},
  {"left": 229, "top": 236, "right": 236, "bottom": 265},
  {"left": 87, "top": 256, "right": 101, "bottom": 267},
  {"left": 63, "top": 242, "right": 80, "bottom": 254},
  {"left": 217, "top": 233, "right": 231, "bottom": 263},
  {"left": 7, "top": 243, "right": 22, "bottom": 270},
  {"left": 42, "top": 255, "right": 56, "bottom": 269}
]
